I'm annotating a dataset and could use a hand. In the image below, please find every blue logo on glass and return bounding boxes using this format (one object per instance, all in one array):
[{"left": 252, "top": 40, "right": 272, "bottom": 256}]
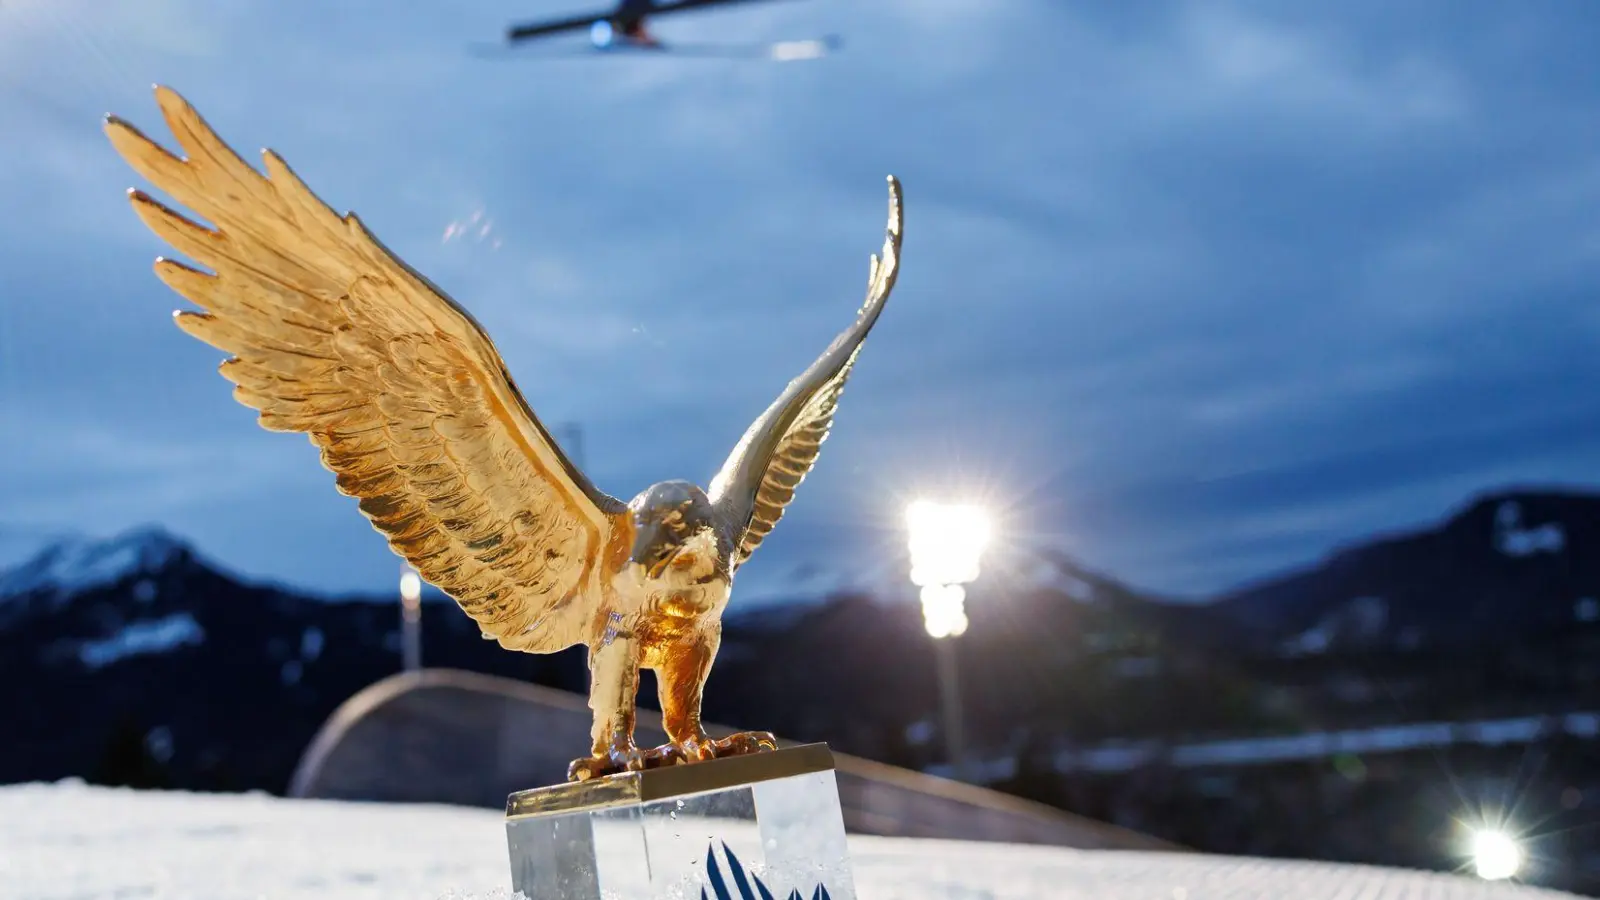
[{"left": 701, "top": 842, "right": 832, "bottom": 900}]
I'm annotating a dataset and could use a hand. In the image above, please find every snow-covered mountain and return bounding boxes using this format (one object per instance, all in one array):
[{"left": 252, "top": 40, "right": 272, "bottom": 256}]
[
  {"left": 0, "top": 523, "right": 593, "bottom": 794},
  {"left": 1213, "top": 488, "right": 1600, "bottom": 654},
  {"left": 4, "top": 485, "right": 1599, "bottom": 799},
  {"left": 0, "top": 526, "right": 190, "bottom": 603},
  {"left": 0, "top": 517, "right": 1255, "bottom": 794},
  {"left": 731, "top": 529, "right": 1140, "bottom": 615}
]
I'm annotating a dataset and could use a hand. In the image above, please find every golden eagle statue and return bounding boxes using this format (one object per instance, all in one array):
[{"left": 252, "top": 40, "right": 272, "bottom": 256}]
[{"left": 105, "top": 87, "right": 902, "bottom": 782}]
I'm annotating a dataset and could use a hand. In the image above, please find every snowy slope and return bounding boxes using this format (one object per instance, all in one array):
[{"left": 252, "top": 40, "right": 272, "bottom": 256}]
[
  {"left": 0, "top": 781, "right": 1578, "bottom": 900},
  {"left": 0, "top": 526, "right": 187, "bottom": 601}
]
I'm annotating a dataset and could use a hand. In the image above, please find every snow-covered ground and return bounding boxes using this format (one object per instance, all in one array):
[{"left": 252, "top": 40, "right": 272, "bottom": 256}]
[{"left": 0, "top": 781, "right": 1579, "bottom": 899}]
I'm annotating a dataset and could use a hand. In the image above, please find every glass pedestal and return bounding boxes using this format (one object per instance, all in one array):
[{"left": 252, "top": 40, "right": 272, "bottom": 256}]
[{"left": 505, "top": 743, "right": 855, "bottom": 899}]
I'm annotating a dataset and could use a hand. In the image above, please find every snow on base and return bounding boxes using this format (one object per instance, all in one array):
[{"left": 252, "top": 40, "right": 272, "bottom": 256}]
[{"left": 0, "top": 781, "right": 1578, "bottom": 899}]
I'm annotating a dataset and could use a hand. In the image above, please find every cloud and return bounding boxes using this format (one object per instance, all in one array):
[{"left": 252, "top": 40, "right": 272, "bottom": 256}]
[{"left": 1, "top": 0, "right": 1597, "bottom": 601}]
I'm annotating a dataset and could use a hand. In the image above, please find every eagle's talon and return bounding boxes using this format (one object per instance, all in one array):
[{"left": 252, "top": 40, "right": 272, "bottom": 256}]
[
  {"left": 633, "top": 731, "right": 774, "bottom": 771},
  {"left": 566, "top": 756, "right": 604, "bottom": 782},
  {"left": 710, "top": 730, "right": 779, "bottom": 759},
  {"left": 676, "top": 734, "right": 717, "bottom": 763},
  {"left": 642, "top": 734, "right": 715, "bottom": 768},
  {"left": 566, "top": 740, "right": 647, "bottom": 782}
]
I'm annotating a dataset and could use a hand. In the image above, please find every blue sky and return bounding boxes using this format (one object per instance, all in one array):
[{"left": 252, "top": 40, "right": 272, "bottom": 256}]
[{"left": 1, "top": 0, "right": 1598, "bottom": 604}]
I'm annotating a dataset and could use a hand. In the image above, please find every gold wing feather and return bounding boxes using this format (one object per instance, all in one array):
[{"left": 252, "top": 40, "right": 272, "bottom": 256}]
[
  {"left": 104, "top": 86, "right": 627, "bottom": 653},
  {"left": 709, "top": 177, "right": 903, "bottom": 570}
]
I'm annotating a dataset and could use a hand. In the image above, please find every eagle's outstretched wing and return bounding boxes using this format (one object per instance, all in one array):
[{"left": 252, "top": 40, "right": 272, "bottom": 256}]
[
  {"left": 105, "top": 86, "right": 627, "bottom": 653},
  {"left": 708, "top": 176, "right": 902, "bottom": 570}
]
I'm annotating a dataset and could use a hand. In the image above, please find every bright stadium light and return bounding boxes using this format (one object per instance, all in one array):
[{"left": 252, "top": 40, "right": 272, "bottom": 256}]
[
  {"left": 1470, "top": 829, "right": 1523, "bottom": 881},
  {"left": 919, "top": 584, "right": 969, "bottom": 639},
  {"left": 399, "top": 569, "right": 422, "bottom": 604},
  {"left": 907, "top": 500, "right": 991, "bottom": 592},
  {"left": 906, "top": 500, "right": 990, "bottom": 783},
  {"left": 399, "top": 566, "right": 423, "bottom": 673}
]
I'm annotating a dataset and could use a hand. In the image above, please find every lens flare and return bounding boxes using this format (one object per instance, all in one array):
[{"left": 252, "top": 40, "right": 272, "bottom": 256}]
[{"left": 1470, "top": 829, "right": 1522, "bottom": 881}]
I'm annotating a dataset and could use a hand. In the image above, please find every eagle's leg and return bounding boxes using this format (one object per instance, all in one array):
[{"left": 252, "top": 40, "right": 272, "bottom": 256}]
[
  {"left": 651, "top": 628, "right": 718, "bottom": 764},
  {"left": 567, "top": 632, "right": 646, "bottom": 782},
  {"left": 646, "top": 627, "right": 778, "bottom": 766}
]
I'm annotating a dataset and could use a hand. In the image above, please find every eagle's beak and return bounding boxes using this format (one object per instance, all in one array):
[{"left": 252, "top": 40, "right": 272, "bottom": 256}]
[
  {"left": 647, "top": 529, "right": 716, "bottom": 580},
  {"left": 647, "top": 549, "right": 676, "bottom": 579}
]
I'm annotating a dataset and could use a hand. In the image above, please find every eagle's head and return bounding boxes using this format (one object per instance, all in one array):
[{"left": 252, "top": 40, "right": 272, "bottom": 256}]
[{"left": 628, "top": 481, "right": 724, "bottom": 584}]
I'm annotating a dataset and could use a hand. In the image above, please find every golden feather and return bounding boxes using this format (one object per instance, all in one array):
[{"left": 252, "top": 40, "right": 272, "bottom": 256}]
[
  {"left": 709, "top": 177, "right": 902, "bottom": 569},
  {"left": 105, "top": 86, "right": 627, "bottom": 653}
]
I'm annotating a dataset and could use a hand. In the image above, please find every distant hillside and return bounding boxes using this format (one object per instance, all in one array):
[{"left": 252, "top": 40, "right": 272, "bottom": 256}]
[
  {"left": 5, "top": 485, "right": 1600, "bottom": 795},
  {"left": 0, "top": 521, "right": 1264, "bottom": 792},
  {"left": 1210, "top": 488, "right": 1600, "bottom": 656},
  {"left": 0, "top": 527, "right": 595, "bottom": 792}
]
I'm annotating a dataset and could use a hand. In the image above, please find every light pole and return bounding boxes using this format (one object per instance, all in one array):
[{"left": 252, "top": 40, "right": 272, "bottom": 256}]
[
  {"left": 399, "top": 564, "right": 423, "bottom": 673},
  {"left": 906, "top": 500, "right": 990, "bottom": 783}
]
